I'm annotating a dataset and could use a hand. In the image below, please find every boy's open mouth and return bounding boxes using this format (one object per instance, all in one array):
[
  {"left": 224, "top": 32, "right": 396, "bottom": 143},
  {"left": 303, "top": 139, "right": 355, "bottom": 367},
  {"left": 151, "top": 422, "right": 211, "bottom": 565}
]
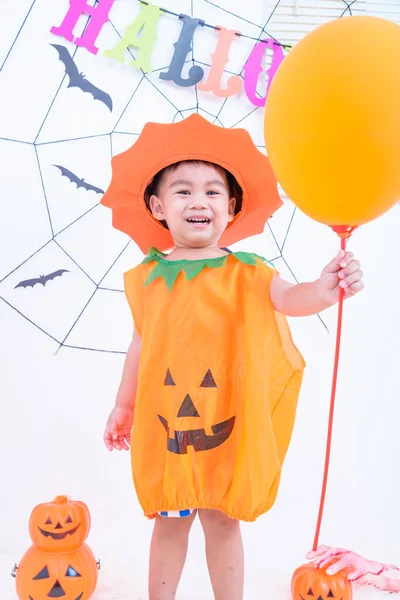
[{"left": 186, "top": 218, "right": 211, "bottom": 227}]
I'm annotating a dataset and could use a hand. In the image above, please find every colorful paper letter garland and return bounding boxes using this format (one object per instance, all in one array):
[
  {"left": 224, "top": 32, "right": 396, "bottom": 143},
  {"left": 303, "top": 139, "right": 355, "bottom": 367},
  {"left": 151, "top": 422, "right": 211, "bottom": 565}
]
[{"left": 50, "top": 0, "right": 287, "bottom": 107}]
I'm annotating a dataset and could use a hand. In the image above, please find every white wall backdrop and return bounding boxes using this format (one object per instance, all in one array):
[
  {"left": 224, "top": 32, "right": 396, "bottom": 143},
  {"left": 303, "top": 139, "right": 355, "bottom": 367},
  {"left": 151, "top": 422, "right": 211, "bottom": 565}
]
[{"left": 1, "top": 1, "right": 400, "bottom": 599}]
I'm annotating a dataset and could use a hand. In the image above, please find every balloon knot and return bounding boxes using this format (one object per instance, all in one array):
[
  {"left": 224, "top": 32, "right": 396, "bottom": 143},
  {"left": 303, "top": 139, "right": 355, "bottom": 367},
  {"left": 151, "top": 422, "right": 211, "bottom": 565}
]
[{"left": 330, "top": 225, "right": 359, "bottom": 239}]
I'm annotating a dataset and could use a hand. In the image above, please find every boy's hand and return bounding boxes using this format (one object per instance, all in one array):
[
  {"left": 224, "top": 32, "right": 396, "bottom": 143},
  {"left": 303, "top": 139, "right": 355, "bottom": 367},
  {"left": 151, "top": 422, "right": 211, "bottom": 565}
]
[
  {"left": 317, "top": 249, "right": 364, "bottom": 304},
  {"left": 104, "top": 406, "right": 134, "bottom": 451}
]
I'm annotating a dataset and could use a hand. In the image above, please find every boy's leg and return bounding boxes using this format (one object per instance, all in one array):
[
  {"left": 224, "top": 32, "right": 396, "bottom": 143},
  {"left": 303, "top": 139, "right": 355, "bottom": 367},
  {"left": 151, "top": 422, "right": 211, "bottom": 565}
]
[
  {"left": 149, "top": 510, "right": 197, "bottom": 600},
  {"left": 198, "top": 509, "right": 244, "bottom": 600}
]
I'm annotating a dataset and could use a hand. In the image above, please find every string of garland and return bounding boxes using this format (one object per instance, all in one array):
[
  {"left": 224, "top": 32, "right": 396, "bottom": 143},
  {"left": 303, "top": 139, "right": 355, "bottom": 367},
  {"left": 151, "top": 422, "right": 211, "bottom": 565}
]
[
  {"left": 136, "top": 0, "right": 361, "bottom": 51},
  {"left": 137, "top": 0, "right": 293, "bottom": 49}
]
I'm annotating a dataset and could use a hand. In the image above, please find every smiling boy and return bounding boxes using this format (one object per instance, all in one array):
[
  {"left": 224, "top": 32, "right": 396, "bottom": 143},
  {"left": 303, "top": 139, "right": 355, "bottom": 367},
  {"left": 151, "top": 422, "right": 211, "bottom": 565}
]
[{"left": 102, "top": 116, "right": 363, "bottom": 600}]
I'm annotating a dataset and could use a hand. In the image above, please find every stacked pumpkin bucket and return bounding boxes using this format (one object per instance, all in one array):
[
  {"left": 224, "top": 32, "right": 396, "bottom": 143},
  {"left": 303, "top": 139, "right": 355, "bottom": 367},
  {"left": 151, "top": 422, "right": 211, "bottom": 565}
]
[{"left": 12, "top": 496, "right": 99, "bottom": 600}]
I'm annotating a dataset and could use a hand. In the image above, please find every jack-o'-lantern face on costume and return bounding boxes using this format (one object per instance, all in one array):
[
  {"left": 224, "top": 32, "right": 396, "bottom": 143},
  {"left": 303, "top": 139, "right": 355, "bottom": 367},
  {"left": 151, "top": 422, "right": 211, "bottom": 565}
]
[
  {"left": 158, "top": 368, "right": 235, "bottom": 454},
  {"left": 29, "top": 496, "right": 90, "bottom": 552},
  {"left": 291, "top": 564, "right": 352, "bottom": 600}
]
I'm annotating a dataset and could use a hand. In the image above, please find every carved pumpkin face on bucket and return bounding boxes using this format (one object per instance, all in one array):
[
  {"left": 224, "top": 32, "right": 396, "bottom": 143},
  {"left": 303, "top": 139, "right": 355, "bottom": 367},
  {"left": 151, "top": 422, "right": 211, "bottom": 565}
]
[
  {"left": 158, "top": 368, "right": 235, "bottom": 454},
  {"left": 15, "top": 545, "right": 98, "bottom": 600},
  {"left": 29, "top": 496, "right": 91, "bottom": 552},
  {"left": 291, "top": 564, "right": 352, "bottom": 600}
]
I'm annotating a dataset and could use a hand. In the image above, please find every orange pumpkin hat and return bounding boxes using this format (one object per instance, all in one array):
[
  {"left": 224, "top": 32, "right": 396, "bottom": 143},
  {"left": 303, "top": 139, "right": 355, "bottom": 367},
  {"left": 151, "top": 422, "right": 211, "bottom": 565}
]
[{"left": 101, "top": 114, "right": 282, "bottom": 253}]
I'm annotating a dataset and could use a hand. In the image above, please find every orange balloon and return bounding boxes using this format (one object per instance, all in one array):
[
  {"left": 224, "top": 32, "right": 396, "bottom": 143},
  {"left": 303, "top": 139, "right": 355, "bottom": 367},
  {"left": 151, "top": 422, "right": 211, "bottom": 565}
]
[{"left": 265, "top": 16, "right": 400, "bottom": 226}]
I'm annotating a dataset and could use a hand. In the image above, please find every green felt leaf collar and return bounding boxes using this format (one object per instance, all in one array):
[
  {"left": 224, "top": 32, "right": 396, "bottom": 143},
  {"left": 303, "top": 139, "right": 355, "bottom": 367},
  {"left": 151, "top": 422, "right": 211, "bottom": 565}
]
[{"left": 142, "top": 247, "right": 273, "bottom": 291}]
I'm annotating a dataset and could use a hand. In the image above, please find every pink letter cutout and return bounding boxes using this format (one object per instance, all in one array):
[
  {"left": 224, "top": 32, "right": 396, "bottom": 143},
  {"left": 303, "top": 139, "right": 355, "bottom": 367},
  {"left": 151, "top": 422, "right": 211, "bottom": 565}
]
[
  {"left": 198, "top": 26, "right": 242, "bottom": 97},
  {"left": 50, "top": 0, "right": 115, "bottom": 55},
  {"left": 243, "top": 39, "right": 284, "bottom": 107}
]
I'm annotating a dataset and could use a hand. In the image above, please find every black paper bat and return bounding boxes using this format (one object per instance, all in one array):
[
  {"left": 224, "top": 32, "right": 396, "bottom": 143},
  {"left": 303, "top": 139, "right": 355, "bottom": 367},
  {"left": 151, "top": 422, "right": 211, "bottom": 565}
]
[
  {"left": 51, "top": 43, "right": 113, "bottom": 112},
  {"left": 53, "top": 165, "right": 105, "bottom": 195},
  {"left": 15, "top": 270, "right": 69, "bottom": 289}
]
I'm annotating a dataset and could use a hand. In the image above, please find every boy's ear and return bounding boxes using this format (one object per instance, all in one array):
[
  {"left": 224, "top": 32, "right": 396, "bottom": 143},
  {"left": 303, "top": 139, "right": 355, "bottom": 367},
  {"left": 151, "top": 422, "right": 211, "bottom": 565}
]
[
  {"left": 228, "top": 197, "right": 236, "bottom": 221},
  {"left": 149, "top": 195, "right": 166, "bottom": 220}
]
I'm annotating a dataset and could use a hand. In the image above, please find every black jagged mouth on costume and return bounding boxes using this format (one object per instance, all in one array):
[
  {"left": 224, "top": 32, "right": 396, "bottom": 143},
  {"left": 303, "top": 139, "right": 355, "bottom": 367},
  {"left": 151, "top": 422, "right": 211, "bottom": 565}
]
[
  {"left": 38, "top": 522, "right": 81, "bottom": 540},
  {"left": 158, "top": 415, "right": 235, "bottom": 454}
]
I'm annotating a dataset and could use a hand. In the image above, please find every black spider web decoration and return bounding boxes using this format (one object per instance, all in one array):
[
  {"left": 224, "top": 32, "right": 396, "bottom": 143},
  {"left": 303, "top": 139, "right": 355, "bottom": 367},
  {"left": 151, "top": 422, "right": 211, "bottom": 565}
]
[{"left": 0, "top": 0, "right": 363, "bottom": 354}]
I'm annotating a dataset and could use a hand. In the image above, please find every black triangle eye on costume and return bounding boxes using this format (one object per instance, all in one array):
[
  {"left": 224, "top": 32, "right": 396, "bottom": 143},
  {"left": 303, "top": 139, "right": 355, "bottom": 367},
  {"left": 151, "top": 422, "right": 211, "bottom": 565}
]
[
  {"left": 200, "top": 369, "right": 217, "bottom": 388},
  {"left": 164, "top": 368, "right": 218, "bottom": 389},
  {"left": 164, "top": 368, "right": 175, "bottom": 386}
]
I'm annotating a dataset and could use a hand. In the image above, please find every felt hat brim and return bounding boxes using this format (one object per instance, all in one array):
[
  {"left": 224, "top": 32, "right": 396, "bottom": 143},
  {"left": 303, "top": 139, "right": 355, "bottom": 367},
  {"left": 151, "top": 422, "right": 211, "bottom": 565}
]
[{"left": 101, "top": 114, "right": 282, "bottom": 253}]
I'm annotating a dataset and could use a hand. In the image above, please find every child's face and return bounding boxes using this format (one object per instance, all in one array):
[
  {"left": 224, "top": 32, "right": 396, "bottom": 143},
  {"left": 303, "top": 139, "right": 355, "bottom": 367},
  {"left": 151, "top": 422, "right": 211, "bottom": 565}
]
[{"left": 149, "top": 162, "right": 236, "bottom": 248}]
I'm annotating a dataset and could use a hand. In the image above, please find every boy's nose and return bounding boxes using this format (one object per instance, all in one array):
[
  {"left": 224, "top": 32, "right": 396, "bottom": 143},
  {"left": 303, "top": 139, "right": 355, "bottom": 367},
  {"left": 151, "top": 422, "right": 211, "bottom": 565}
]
[{"left": 188, "top": 199, "right": 208, "bottom": 209}]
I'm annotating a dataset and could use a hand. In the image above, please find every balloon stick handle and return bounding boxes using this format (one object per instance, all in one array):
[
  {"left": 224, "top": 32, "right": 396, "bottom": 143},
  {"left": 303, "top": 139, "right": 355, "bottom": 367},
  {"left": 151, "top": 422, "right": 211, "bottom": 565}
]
[{"left": 312, "top": 232, "right": 349, "bottom": 551}]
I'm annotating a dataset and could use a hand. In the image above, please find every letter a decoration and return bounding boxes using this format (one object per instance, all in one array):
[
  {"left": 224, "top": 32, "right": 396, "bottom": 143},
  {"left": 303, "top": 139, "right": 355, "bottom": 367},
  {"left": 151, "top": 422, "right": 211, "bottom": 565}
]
[{"left": 104, "top": 2, "right": 162, "bottom": 73}]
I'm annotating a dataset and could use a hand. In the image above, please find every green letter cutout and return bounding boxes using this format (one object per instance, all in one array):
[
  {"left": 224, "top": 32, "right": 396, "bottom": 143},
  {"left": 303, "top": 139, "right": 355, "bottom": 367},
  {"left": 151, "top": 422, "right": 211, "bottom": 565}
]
[{"left": 104, "top": 2, "right": 161, "bottom": 73}]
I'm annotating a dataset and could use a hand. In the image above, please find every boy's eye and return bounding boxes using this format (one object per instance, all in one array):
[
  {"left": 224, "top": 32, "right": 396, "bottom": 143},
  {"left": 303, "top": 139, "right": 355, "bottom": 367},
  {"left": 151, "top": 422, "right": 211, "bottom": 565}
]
[
  {"left": 207, "top": 190, "right": 220, "bottom": 195},
  {"left": 176, "top": 190, "right": 190, "bottom": 195}
]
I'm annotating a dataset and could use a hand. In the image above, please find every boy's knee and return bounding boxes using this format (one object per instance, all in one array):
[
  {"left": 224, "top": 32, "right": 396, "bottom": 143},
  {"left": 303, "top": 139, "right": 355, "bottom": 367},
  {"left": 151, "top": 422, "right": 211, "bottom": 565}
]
[{"left": 198, "top": 509, "right": 240, "bottom": 534}]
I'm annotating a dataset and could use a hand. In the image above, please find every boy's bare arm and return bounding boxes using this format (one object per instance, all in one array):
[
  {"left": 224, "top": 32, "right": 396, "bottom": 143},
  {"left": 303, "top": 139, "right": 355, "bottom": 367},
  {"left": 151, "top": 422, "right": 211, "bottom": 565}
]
[
  {"left": 104, "top": 329, "right": 142, "bottom": 451},
  {"left": 270, "top": 277, "right": 333, "bottom": 317},
  {"left": 115, "top": 329, "right": 142, "bottom": 409}
]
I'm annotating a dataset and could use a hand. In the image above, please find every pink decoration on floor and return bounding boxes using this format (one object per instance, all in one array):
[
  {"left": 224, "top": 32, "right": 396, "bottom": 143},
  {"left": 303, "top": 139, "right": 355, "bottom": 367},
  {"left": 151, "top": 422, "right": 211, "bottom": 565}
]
[{"left": 307, "top": 545, "right": 400, "bottom": 593}]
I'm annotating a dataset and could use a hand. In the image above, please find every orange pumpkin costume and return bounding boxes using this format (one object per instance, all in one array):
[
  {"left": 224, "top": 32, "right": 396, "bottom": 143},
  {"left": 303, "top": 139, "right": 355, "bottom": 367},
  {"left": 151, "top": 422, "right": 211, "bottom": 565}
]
[
  {"left": 101, "top": 114, "right": 306, "bottom": 521},
  {"left": 124, "top": 248, "right": 305, "bottom": 522}
]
